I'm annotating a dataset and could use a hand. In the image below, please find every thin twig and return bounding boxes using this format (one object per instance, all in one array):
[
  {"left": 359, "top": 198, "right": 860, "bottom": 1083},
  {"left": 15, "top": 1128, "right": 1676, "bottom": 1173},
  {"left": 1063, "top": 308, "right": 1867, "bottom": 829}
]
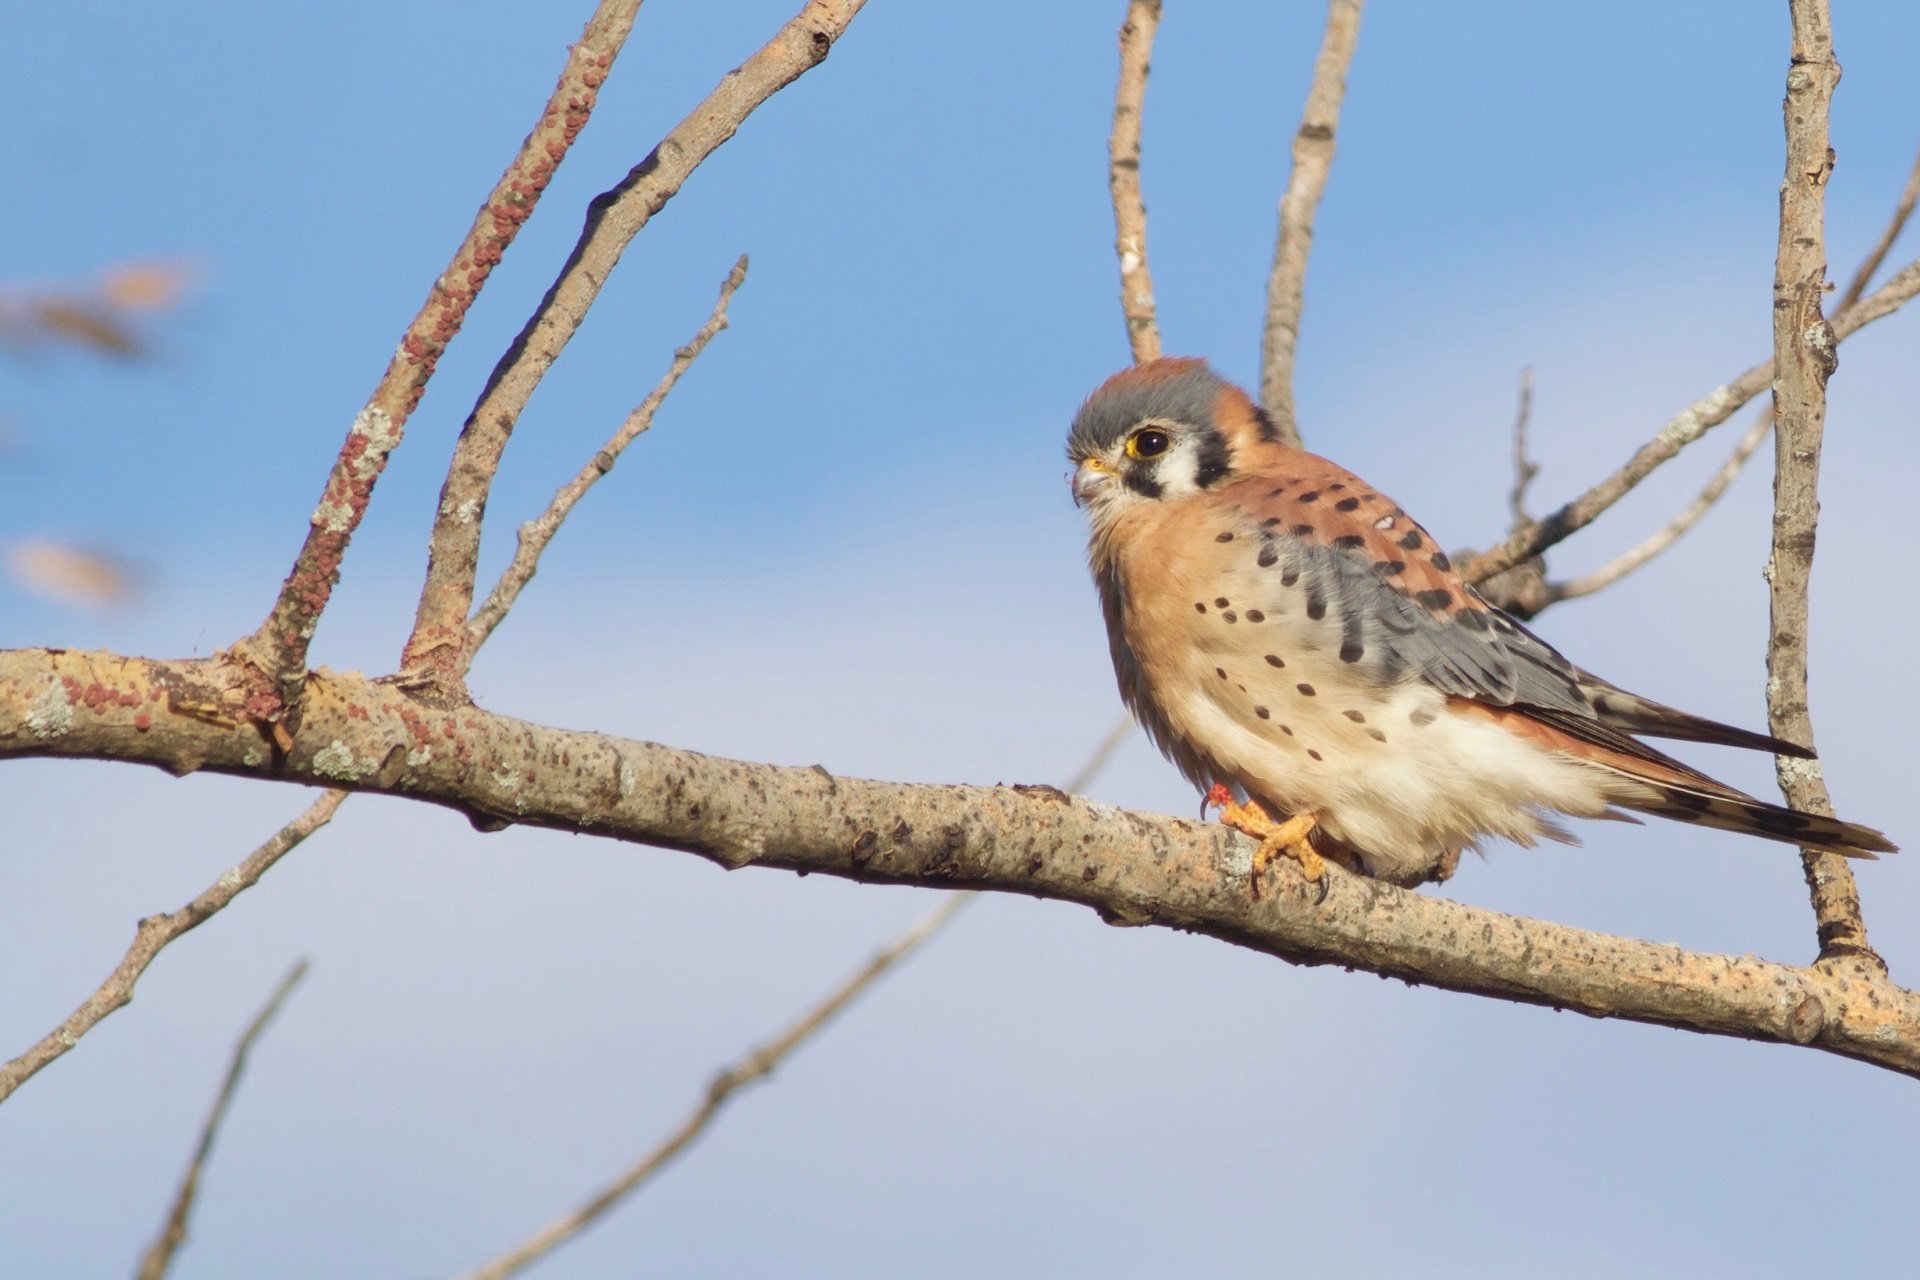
[
  {"left": 134, "top": 960, "right": 310, "bottom": 1280},
  {"left": 457, "top": 713, "right": 1133, "bottom": 1280},
  {"left": 1545, "top": 405, "right": 1772, "bottom": 605},
  {"left": 1506, "top": 366, "right": 1538, "bottom": 529},
  {"left": 1837, "top": 140, "right": 1920, "bottom": 311},
  {"left": 0, "top": 790, "right": 343, "bottom": 1104},
  {"left": 466, "top": 256, "right": 749, "bottom": 662},
  {"left": 1, "top": 260, "right": 752, "bottom": 1114},
  {"left": 1537, "top": 135, "right": 1920, "bottom": 607},
  {"left": 1462, "top": 254, "right": 1920, "bottom": 586},
  {"left": 1767, "top": 0, "right": 1873, "bottom": 965},
  {"left": 1108, "top": 0, "right": 1163, "bottom": 364},
  {"left": 1258, "top": 0, "right": 1364, "bottom": 449},
  {"left": 402, "top": 0, "right": 869, "bottom": 700},
  {"left": 240, "top": 0, "right": 643, "bottom": 695}
]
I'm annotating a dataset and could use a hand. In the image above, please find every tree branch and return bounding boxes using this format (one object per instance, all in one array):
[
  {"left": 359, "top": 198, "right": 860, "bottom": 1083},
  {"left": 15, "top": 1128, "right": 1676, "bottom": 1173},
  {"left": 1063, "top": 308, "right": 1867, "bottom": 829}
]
[
  {"left": 1767, "top": 0, "right": 1871, "bottom": 965},
  {"left": 3, "top": 648, "right": 1915, "bottom": 1079},
  {"left": 1257, "top": 0, "right": 1364, "bottom": 448},
  {"left": 1108, "top": 0, "right": 1163, "bottom": 364},
  {"left": 1461, "top": 255, "right": 1920, "bottom": 586},
  {"left": 134, "top": 960, "right": 309, "bottom": 1280},
  {"left": 0, "top": 789, "right": 341, "bottom": 1104},
  {"left": 465, "top": 255, "right": 748, "bottom": 662},
  {"left": 240, "top": 0, "right": 643, "bottom": 695},
  {"left": 455, "top": 712, "right": 1130, "bottom": 1279},
  {"left": 1543, "top": 405, "right": 1773, "bottom": 606},
  {"left": 401, "top": 0, "right": 869, "bottom": 701},
  {"left": 458, "top": 896, "right": 964, "bottom": 1280},
  {"left": 1836, "top": 140, "right": 1920, "bottom": 311}
]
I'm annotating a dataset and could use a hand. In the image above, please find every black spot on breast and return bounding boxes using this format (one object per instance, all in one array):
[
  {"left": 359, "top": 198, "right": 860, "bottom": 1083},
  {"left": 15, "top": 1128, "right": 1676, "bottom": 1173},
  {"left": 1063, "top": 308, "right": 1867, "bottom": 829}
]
[
  {"left": 1221, "top": 610, "right": 1238, "bottom": 623},
  {"left": 1340, "top": 639, "right": 1365, "bottom": 664},
  {"left": 1279, "top": 724, "right": 1294, "bottom": 736},
  {"left": 1255, "top": 706, "right": 1270, "bottom": 719},
  {"left": 1430, "top": 551, "right": 1452, "bottom": 571},
  {"left": 1280, "top": 569, "right": 1300, "bottom": 586},
  {"left": 1410, "top": 708, "right": 1437, "bottom": 727},
  {"left": 1398, "top": 529, "right": 1423, "bottom": 550},
  {"left": 1292, "top": 524, "right": 1314, "bottom": 537},
  {"left": 1214, "top": 597, "right": 1230, "bottom": 608},
  {"left": 1216, "top": 532, "right": 1235, "bottom": 543},
  {"left": 1367, "top": 728, "right": 1387, "bottom": 743},
  {"left": 1297, "top": 683, "right": 1316, "bottom": 697},
  {"left": 1262, "top": 516, "right": 1283, "bottom": 528},
  {"left": 1297, "top": 490, "right": 1320, "bottom": 503},
  {"left": 1195, "top": 602, "right": 1208, "bottom": 613},
  {"left": 1334, "top": 497, "right": 1361, "bottom": 512},
  {"left": 1415, "top": 589, "right": 1453, "bottom": 610},
  {"left": 1246, "top": 609, "right": 1265, "bottom": 623},
  {"left": 1305, "top": 588, "right": 1327, "bottom": 620},
  {"left": 1264, "top": 654, "right": 1286, "bottom": 667},
  {"left": 1328, "top": 482, "right": 1346, "bottom": 491},
  {"left": 1269, "top": 487, "right": 1286, "bottom": 498},
  {"left": 1372, "top": 560, "right": 1405, "bottom": 577},
  {"left": 1307, "top": 749, "right": 1324, "bottom": 761},
  {"left": 1342, "top": 710, "right": 1366, "bottom": 723},
  {"left": 1216, "top": 668, "right": 1228, "bottom": 679},
  {"left": 1257, "top": 545, "right": 1279, "bottom": 568},
  {"left": 1332, "top": 535, "right": 1365, "bottom": 550}
]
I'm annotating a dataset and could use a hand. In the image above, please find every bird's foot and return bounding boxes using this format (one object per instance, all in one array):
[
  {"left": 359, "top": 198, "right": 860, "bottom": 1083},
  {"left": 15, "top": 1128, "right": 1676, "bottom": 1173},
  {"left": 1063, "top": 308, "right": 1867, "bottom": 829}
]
[{"left": 1204, "top": 785, "right": 1323, "bottom": 898}]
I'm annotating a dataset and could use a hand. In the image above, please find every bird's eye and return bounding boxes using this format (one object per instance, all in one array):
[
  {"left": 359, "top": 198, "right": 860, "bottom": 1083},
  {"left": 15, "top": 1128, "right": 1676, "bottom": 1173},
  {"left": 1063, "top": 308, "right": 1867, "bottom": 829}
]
[{"left": 1126, "top": 428, "right": 1171, "bottom": 460}]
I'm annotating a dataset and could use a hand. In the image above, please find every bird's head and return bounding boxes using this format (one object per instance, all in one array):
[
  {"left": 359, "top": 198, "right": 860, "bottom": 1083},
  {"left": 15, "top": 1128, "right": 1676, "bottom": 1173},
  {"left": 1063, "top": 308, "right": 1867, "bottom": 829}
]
[{"left": 1066, "top": 357, "right": 1276, "bottom": 515}]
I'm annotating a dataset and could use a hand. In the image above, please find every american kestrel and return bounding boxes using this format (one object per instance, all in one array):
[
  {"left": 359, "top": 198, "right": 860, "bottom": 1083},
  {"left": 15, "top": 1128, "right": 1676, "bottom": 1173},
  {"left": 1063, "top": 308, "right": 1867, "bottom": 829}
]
[{"left": 1069, "top": 357, "right": 1895, "bottom": 889}]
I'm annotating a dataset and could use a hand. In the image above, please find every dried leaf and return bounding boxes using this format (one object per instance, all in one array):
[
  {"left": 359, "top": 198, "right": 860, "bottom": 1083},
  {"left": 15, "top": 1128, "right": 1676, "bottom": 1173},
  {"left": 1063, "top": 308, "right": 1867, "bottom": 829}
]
[{"left": 5, "top": 539, "right": 138, "bottom": 610}]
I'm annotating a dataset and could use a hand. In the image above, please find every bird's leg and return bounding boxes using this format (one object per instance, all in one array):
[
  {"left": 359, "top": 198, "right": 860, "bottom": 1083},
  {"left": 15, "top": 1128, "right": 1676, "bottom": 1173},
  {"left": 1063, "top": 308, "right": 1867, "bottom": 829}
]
[{"left": 1204, "top": 784, "right": 1324, "bottom": 896}]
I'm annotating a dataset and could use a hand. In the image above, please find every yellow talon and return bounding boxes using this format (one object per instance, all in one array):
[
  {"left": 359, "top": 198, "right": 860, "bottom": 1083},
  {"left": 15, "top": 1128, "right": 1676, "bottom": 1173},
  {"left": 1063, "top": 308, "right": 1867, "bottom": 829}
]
[{"left": 1210, "top": 791, "right": 1324, "bottom": 896}]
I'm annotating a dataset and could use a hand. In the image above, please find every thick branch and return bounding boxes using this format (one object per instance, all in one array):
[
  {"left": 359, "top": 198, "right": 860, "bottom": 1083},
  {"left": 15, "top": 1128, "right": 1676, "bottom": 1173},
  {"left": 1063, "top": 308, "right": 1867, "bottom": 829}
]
[
  {"left": 134, "top": 961, "right": 309, "bottom": 1280},
  {"left": 1768, "top": 1, "right": 1870, "bottom": 963},
  {"left": 242, "top": 0, "right": 642, "bottom": 690},
  {"left": 402, "top": 0, "right": 868, "bottom": 700},
  {"left": 3, "top": 647, "right": 1915, "bottom": 1079},
  {"left": 1463, "top": 255, "right": 1920, "bottom": 585},
  {"left": 1257, "top": 0, "right": 1363, "bottom": 448},
  {"left": 1108, "top": 0, "right": 1163, "bottom": 364}
]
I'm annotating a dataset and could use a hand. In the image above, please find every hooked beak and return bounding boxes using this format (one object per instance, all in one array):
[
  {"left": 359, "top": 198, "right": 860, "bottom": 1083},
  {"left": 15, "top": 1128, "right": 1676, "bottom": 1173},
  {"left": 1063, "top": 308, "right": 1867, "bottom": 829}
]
[{"left": 1071, "top": 457, "right": 1117, "bottom": 507}]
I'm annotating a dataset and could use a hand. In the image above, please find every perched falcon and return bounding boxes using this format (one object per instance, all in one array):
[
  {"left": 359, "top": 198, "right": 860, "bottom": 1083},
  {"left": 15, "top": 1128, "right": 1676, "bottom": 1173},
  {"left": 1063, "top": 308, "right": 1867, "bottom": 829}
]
[{"left": 1068, "top": 357, "right": 1895, "bottom": 888}]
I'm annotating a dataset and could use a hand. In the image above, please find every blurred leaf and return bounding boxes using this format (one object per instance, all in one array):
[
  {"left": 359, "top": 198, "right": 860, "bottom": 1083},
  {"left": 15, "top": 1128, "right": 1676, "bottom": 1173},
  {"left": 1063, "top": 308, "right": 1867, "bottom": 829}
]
[{"left": 5, "top": 539, "right": 140, "bottom": 610}]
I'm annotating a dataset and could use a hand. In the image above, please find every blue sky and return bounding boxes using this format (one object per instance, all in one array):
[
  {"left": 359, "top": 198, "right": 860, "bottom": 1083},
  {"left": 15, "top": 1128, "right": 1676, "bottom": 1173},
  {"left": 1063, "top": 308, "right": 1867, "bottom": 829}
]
[{"left": 4, "top": 2, "right": 1920, "bottom": 1276}]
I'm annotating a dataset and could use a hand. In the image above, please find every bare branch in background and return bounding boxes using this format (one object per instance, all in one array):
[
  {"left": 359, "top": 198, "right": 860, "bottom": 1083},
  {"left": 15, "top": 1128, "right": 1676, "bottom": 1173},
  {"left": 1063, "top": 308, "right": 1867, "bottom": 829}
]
[
  {"left": 241, "top": 0, "right": 644, "bottom": 695},
  {"left": 1524, "top": 135, "right": 1920, "bottom": 610},
  {"left": 467, "top": 256, "right": 748, "bottom": 660},
  {"left": 1108, "top": 0, "right": 1164, "bottom": 364},
  {"left": 1544, "top": 406, "right": 1772, "bottom": 606},
  {"left": 1837, "top": 140, "right": 1920, "bottom": 309},
  {"left": 3, "top": 539, "right": 139, "bottom": 612},
  {"left": 1766, "top": 0, "right": 1873, "bottom": 964},
  {"left": 1461, "top": 255, "right": 1920, "bottom": 586},
  {"left": 402, "top": 0, "right": 870, "bottom": 701},
  {"left": 134, "top": 961, "right": 309, "bottom": 1280},
  {"left": 0, "top": 791, "right": 342, "bottom": 1104},
  {"left": 1505, "top": 367, "right": 1538, "bottom": 528},
  {"left": 458, "top": 897, "right": 965, "bottom": 1280},
  {"left": 456, "top": 712, "right": 1132, "bottom": 1279},
  {"left": 1258, "top": 0, "right": 1364, "bottom": 448}
]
